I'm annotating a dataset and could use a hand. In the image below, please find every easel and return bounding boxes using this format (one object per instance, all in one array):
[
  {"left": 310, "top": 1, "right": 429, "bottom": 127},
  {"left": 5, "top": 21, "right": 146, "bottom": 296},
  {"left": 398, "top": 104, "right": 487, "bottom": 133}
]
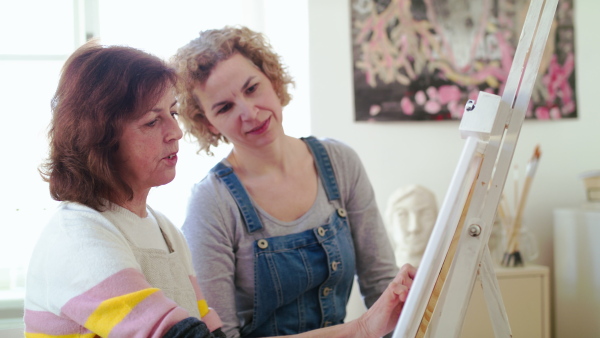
[{"left": 392, "top": 0, "right": 558, "bottom": 337}]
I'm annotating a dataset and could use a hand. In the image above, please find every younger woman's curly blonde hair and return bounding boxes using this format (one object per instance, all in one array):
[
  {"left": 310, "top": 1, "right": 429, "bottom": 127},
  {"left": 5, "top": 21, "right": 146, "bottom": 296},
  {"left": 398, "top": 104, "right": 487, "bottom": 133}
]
[{"left": 171, "top": 26, "right": 295, "bottom": 155}]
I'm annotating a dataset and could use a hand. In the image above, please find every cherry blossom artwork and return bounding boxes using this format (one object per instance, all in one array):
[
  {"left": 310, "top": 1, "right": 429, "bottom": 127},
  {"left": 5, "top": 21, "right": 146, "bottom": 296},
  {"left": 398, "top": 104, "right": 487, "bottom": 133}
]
[{"left": 351, "top": 0, "right": 576, "bottom": 121}]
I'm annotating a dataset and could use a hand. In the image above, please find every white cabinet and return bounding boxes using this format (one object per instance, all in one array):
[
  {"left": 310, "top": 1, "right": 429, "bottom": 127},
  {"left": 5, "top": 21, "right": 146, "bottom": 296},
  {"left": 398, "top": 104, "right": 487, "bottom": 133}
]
[
  {"left": 346, "top": 264, "right": 550, "bottom": 337},
  {"left": 461, "top": 264, "right": 551, "bottom": 338},
  {"left": 553, "top": 206, "right": 600, "bottom": 338}
]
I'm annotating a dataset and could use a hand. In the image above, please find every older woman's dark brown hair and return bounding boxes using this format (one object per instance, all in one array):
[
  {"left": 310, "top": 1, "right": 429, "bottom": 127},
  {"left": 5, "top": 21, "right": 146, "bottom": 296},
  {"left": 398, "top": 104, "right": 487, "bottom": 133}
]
[
  {"left": 40, "top": 40, "right": 177, "bottom": 211},
  {"left": 171, "top": 26, "right": 295, "bottom": 155}
]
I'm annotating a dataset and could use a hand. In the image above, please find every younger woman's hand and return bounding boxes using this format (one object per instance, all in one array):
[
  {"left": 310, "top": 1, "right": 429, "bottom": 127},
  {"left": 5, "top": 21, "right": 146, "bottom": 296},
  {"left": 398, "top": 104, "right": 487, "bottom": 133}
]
[{"left": 357, "top": 264, "right": 417, "bottom": 338}]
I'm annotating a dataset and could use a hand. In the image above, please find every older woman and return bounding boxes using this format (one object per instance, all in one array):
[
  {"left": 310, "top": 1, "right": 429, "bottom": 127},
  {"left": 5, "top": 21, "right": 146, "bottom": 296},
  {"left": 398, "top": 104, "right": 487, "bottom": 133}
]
[
  {"left": 24, "top": 40, "right": 414, "bottom": 338},
  {"left": 24, "top": 41, "right": 225, "bottom": 337},
  {"left": 171, "top": 26, "right": 415, "bottom": 337}
]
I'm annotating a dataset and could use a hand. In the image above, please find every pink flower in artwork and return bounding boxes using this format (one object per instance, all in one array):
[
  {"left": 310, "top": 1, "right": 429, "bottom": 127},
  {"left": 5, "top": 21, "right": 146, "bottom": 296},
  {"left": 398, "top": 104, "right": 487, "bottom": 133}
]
[
  {"left": 550, "top": 107, "right": 561, "bottom": 119},
  {"left": 562, "top": 101, "right": 575, "bottom": 115},
  {"left": 370, "top": 104, "right": 382, "bottom": 116},
  {"left": 424, "top": 86, "right": 442, "bottom": 113},
  {"left": 535, "top": 106, "right": 550, "bottom": 120},
  {"left": 437, "top": 85, "right": 462, "bottom": 105},
  {"left": 424, "top": 100, "right": 442, "bottom": 114},
  {"left": 415, "top": 90, "right": 427, "bottom": 105},
  {"left": 448, "top": 100, "right": 464, "bottom": 119},
  {"left": 541, "top": 53, "right": 576, "bottom": 116},
  {"left": 426, "top": 86, "right": 438, "bottom": 100},
  {"left": 401, "top": 96, "right": 415, "bottom": 116}
]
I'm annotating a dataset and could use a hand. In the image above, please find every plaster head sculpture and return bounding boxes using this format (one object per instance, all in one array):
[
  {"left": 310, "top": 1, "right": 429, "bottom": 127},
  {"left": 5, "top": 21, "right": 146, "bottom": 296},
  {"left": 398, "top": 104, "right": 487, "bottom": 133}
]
[{"left": 384, "top": 184, "right": 438, "bottom": 268}]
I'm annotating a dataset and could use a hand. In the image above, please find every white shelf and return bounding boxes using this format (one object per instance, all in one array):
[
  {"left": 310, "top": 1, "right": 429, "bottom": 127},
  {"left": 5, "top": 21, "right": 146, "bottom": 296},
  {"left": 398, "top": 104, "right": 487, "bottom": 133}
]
[
  {"left": 553, "top": 206, "right": 600, "bottom": 338},
  {"left": 0, "top": 289, "right": 24, "bottom": 310},
  {"left": 0, "top": 289, "right": 24, "bottom": 333}
]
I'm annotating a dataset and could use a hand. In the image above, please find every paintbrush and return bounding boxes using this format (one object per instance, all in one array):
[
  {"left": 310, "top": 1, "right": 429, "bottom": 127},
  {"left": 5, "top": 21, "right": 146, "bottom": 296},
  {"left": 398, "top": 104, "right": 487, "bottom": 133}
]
[
  {"left": 497, "top": 194, "right": 513, "bottom": 235},
  {"left": 502, "top": 145, "right": 541, "bottom": 267}
]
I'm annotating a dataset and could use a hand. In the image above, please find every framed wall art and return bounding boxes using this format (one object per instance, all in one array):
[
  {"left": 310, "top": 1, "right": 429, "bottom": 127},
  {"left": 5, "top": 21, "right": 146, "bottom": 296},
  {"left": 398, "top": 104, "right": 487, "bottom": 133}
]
[{"left": 350, "top": 0, "right": 576, "bottom": 121}]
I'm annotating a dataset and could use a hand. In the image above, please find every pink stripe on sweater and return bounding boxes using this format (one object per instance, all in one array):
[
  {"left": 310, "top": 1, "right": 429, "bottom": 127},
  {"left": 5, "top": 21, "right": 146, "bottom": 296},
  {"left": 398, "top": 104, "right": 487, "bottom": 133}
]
[
  {"left": 24, "top": 309, "right": 92, "bottom": 335},
  {"left": 109, "top": 291, "right": 189, "bottom": 337},
  {"left": 61, "top": 268, "right": 152, "bottom": 323}
]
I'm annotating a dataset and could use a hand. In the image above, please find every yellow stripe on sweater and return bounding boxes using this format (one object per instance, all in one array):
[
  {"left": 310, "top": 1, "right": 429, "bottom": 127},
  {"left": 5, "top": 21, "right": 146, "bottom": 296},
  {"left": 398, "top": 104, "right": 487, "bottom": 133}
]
[
  {"left": 26, "top": 333, "right": 96, "bottom": 338},
  {"left": 84, "top": 288, "right": 160, "bottom": 336},
  {"left": 198, "top": 299, "right": 209, "bottom": 317}
]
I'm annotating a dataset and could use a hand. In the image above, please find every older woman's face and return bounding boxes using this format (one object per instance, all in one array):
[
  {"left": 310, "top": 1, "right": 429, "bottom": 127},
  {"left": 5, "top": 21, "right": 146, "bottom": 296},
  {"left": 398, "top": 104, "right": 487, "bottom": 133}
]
[{"left": 115, "top": 87, "right": 183, "bottom": 195}]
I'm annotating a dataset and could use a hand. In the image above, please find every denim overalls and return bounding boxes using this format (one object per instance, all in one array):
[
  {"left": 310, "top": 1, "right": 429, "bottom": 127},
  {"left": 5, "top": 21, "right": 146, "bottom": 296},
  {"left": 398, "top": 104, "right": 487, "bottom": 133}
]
[{"left": 211, "top": 137, "right": 356, "bottom": 337}]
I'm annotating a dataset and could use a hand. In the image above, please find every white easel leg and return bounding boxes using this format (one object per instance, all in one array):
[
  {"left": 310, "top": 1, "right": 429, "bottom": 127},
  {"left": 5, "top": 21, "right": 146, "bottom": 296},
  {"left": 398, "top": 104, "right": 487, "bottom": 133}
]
[{"left": 480, "top": 247, "right": 512, "bottom": 337}]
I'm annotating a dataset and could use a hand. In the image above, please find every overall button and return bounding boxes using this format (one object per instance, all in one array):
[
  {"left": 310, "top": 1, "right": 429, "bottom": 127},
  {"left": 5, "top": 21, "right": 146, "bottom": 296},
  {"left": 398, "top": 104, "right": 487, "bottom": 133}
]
[
  {"left": 322, "top": 287, "right": 332, "bottom": 296},
  {"left": 331, "top": 261, "right": 339, "bottom": 271},
  {"left": 323, "top": 321, "right": 332, "bottom": 327},
  {"left": 257, "top": 239, "right": 269, "bottom": 249},
  {"left": 337, "top": 208, "right": 347, "bottom": 218},
  {"left": 318, "top": 227, "right": 326, "bottom": 237}
]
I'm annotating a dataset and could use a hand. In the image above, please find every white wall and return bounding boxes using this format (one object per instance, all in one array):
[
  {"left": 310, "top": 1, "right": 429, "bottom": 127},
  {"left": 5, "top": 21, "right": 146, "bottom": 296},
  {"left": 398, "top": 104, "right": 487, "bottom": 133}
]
[{"left": 307, "top": 0, "right": 600, "bottom": 275}]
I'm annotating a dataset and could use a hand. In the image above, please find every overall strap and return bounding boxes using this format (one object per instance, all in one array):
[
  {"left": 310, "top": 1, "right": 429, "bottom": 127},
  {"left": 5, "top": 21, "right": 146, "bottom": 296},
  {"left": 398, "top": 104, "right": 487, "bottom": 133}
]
[
  {"left": 211, "top": 162, "right": 263, "bottom": 233},
  {"left": 302, "top": 136, "right": 340, "bottom": 201}
]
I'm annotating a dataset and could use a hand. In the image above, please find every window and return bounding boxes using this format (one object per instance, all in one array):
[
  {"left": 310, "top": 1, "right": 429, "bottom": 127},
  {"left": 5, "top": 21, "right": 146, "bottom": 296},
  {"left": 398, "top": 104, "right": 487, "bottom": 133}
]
[
  {"left": 0, "top": 0, "right": 76, "bottom": 294},
  {"left": 0, "top": 0, "right": 309, "bottom": 298}
]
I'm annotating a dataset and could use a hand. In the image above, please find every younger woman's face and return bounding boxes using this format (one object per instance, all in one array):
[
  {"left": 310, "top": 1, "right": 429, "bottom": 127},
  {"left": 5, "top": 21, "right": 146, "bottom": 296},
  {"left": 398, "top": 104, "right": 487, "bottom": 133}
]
[{"left": 193, "top": 53, "right": 285, "bottom": 151}]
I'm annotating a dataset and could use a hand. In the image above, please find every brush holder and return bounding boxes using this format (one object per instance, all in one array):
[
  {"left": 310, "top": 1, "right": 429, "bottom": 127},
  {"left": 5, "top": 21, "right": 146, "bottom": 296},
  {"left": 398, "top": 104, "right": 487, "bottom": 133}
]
[
  {"left": 517, "top": 226, "right": 539, "bottom": 262},
  {"left": 498, "top": 224, "right": 539, "bottom": 267}
]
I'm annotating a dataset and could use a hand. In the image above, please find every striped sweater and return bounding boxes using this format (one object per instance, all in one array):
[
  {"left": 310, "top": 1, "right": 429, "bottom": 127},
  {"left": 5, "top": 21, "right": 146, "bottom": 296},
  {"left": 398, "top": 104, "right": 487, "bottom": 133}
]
[{"left": 24, "top": 202, "right": 223, "bottom": 337}]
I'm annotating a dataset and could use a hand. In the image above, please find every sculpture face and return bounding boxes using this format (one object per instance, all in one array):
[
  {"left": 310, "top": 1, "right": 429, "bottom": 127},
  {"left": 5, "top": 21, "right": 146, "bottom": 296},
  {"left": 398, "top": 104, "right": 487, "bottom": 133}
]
[{"left": 385, "top": 185, "right": 438, "bottom": 267}]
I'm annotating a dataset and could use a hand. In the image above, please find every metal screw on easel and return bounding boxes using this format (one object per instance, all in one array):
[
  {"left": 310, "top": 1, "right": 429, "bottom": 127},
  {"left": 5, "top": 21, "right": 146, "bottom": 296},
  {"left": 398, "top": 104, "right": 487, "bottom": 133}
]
[
  {"left": 468, "top": 224, "right": 481, "bottom": 237},
  {"left": 465, "top": 100, "right": 476, "bottom": 111}
]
